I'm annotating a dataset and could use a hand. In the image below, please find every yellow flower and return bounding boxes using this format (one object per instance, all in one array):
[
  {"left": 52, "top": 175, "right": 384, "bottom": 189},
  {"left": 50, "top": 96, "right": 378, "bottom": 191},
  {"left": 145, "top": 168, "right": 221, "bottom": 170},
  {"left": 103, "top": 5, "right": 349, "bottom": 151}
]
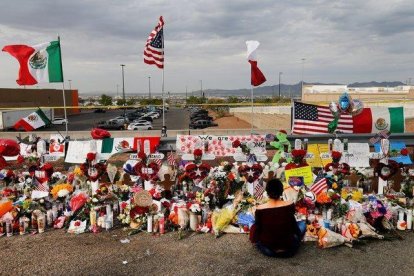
[
  {"left": 51, "top": 183, "right": 74, "bottom": 199},
  {"left": 332, "top": 183, "right": 338, "bottom": 189},
  {"left": 73, "top": 166, "right": 83, "bottom": 176},
  {"left": 351, "top": 190, "right": 363, "bottom": 202}
]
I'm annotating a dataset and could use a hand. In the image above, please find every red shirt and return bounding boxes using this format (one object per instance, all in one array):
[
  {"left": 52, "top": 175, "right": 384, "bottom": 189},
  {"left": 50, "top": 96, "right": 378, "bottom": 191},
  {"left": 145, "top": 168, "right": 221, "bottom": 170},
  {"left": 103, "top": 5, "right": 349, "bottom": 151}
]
[{"left": 250, "top": 204, "right": 300, "bottom": 251}]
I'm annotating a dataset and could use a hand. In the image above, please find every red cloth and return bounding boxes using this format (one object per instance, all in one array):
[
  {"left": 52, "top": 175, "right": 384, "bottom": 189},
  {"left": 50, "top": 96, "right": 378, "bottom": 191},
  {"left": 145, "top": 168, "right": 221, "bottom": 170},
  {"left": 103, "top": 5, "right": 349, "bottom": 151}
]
[
  {"left": 2, "top": 45, "right": 37, "bottom": 85},
  {"left": 91, "top": 128, "right": 111, "bottom": 139},
  {"left": 249, "top": 204, "right": 301, "bottom": 251},
  {"left": 249, "top": 60, "right": 266, "bottom": 86}
]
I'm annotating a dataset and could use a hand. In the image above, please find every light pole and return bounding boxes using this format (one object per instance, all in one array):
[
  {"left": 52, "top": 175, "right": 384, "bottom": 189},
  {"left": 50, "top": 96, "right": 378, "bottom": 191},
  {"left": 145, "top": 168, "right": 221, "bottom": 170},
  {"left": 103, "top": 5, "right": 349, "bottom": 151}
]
[
  {"left": 200, "top": 80, "right": 203, "bottom": 99},
  {"left": 278, "top": 72, "right": 283, "bottom": 98},
  {"left": 185, "top": 85, "right": 188, "bottom": 104},
  {"left": 120, "top": 64, "right": 126, "bottom": 126},
  {"left": 116, "top": 84, "right": 119, "bottom": 98},
  {"left": 148, "top": 76, "right": 151, "bottom": 100},
  {"left": 301, "top": 58, "right": 306, "bottom": 98}
]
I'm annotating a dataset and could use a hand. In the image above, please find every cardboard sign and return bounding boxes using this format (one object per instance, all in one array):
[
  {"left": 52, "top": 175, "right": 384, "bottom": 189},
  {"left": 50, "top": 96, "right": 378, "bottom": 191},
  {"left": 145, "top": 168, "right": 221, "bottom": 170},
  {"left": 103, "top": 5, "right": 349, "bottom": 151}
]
[
  {"left": 284, "top": 166, "right": 313, "bottom": 185},
  {"left": 49, "top": 134, "right": 65, "bottom": 156},
  {"left": 43, "top": 154, "right": 60, "bottom": 162}
]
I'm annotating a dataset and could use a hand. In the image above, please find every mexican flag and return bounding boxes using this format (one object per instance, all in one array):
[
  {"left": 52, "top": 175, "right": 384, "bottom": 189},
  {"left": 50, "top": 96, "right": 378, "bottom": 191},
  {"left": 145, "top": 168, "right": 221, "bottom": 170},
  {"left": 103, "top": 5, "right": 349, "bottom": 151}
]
[
  {"left": 353, "top": 107, "right": 404, "bottom": 133},
  {"left": 14, "top": 109, "right": 51, "bottom": 131},
  {"left": 2, "top": 41, "right": 63, "bottom": 85}
]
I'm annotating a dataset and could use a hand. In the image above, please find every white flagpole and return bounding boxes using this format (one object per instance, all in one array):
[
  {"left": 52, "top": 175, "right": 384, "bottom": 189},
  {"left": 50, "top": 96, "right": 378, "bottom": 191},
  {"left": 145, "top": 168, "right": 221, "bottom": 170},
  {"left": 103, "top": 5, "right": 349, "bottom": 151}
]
[
  {"left": 162, "top": 23, "right": 165, "bottom": 128},
  {"left": 58, "top": 36, "right": 68, "bottom": 137},
  {"left": 251, "top": 85, "right": 254, "bottom": 133}
]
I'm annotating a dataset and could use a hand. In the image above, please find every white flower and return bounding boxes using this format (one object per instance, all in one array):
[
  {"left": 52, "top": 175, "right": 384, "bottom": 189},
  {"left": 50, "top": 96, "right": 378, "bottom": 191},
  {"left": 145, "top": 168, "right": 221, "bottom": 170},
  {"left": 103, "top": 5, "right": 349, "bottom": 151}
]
[
  {"left": 57, "top": 189, "right": 69, "bottom": 198},
  {"left": 92, "top": 197, "right": 98, "bottom": 203}
]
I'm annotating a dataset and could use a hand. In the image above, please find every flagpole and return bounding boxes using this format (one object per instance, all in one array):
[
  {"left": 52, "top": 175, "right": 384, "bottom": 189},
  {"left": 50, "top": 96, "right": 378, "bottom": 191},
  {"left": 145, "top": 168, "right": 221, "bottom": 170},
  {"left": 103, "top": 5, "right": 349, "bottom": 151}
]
[
  {"left": 162, "top": 21, "right": 165, "bottom": 128},
  {"left": 251, "top": 85, "right": 254, "bottom": 133},
  {"left": 58, "top": 36, "right": 68, "bottom": 137}
]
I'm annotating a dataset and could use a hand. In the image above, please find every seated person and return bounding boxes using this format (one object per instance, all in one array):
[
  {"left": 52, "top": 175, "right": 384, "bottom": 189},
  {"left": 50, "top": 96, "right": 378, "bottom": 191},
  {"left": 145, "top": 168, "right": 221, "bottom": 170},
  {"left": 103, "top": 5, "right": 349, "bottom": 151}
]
[{"left": 250, "top": 179, "right": 305, "bottom": 258}]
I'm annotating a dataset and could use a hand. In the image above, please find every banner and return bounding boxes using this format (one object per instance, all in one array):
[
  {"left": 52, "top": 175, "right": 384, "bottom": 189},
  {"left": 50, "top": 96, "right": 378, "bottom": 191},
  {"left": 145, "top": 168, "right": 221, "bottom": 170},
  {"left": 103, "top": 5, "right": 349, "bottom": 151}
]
[
  {"left": 49, "top": 134, "right": 65, "bottom": 156},
  {"left": 284, "top": 166, "right": 313, "bottom": 185},
  {"left": 176, "top": 135, "right": 266, "bottom": 156}
]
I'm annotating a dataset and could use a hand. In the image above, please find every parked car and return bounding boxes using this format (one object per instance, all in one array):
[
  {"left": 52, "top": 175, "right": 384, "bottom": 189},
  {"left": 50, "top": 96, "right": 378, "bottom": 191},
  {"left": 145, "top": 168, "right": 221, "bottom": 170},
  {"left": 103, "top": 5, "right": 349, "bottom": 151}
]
[
  {"left": 132, "top": 119, "right": 152, "bottom": 124},
  {"left": 191, "top": 115, "right": 213, "bottom": 122},
  {"left": 109, "top": 116, "right": 129, "bottom": 124},
  {"left": 127, "top": 122, "right": 153, "bottom": 130},
  {"left": 138, "top": 116, "right": 153, "bottom": 122},
  {"left": 96, "top": 121, "right": 125, "bottom": 130},
  {"left": 94, "top": 109, "right": 106, "bottom": 113},
  {"left": 189, "top": 120, "right": 218, "bottom": 129},
  {"left": 52, "top": 117, "right": 68, "bottom": 125},
  {"left": 144, "top": 112, "right": 160, "bottom": 119}
]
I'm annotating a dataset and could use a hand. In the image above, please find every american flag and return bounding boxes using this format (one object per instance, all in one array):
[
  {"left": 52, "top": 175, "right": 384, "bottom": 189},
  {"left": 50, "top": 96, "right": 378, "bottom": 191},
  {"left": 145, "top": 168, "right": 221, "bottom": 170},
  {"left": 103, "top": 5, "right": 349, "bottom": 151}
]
[
  {"left": 310, "top": 173, "right": 328, "bottom": 195},
  {"left": 154, "top": 158, "right": 162, "bottom": 167},
  {"left": 254, "top": 182, "right": 265, "bottom": 201},
  {"left": 32, "top": 177, "right": 49, "bottom": 192},
  {"left": 167, "top": 151, "right": 176, "bottom": 166},
  {"left": 144, "top": 16, "right": 164, "bottom": 69},
  {"left": 292, "top": 101, "right": 353, "bottom": 135}
]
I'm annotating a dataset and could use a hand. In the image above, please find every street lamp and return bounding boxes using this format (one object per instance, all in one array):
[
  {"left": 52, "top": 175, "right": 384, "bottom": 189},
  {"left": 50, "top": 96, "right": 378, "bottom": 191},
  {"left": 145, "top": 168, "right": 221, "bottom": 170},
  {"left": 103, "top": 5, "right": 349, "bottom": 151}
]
[
  {"left": 148, "top": 76, "right": 151, "bottom": 100},
  {"left": 278, "top": 72, "right": 283, "bottom": 98},
  {"left": 301, "top": 58, "right": 306, "bottom": 98},
  {"left": 120, "top": 64, "right": 126, "bottom": 126}
]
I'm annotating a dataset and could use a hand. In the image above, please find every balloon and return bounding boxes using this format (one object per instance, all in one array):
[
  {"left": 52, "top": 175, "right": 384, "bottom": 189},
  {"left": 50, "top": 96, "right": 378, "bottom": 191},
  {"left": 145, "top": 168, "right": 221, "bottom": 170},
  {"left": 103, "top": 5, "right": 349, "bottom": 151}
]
[
  {"left": 351, "top": 99, "right": 364, "bottom": 116},
  {"left": 338, "top": 92, "right": 351, "bottom": 112},
  {"left": 91, "top": 128, "right": 111, "bottom": 139},
  {"left": 329, "top": 102, "right": 340, "bottom": 117}
]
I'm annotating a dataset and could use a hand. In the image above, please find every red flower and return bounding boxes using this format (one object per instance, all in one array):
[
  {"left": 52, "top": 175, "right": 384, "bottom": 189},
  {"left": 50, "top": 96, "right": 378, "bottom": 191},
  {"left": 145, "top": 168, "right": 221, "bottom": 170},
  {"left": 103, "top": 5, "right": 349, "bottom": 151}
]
[
  {"left": 331, "top": 151, "right": 342, "bottom": 160},
  {"left": 401, "top": 148, "right": 409, "bottom": 156},
  {"left": 130, "top": 206, "right": 149, "bottom": 218},
  {"left": 291, "top": 149, "right": 307, "bottom": 158},
  {"left": 162, "top": 201, "right": 171, "bottom": 209},
  {"left": 120, "top": 202, "right": 128, "bottom": 209},
  {"left": 74, "top": 221, "right": 81, "bottom": 227},
  {"left": 193, "top": 149, "right": 203, "bottom": 156},
  {"left": 232, "top": 140, "right": 241, "bottom": 148},
  {"left": 17, "top": 155, "right": 24, "bottom": 164},
  {"left": 86, "top": 152, "right": 96, "bottom": 162}
]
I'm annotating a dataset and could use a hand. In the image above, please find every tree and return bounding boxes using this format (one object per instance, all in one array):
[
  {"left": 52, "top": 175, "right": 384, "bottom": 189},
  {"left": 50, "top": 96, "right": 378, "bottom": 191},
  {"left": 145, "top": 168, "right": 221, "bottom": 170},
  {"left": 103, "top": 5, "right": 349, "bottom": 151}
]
[
  {"left": 99, "top": 94, "right": 113, "bottom": 106},
  {"left": 117, "top": 99, "right": 127, "bottom": 106}
]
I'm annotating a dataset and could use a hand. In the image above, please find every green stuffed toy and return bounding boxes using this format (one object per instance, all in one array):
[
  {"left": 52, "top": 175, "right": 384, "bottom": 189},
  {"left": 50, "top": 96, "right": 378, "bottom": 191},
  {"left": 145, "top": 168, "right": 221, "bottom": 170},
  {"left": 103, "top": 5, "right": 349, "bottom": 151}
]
[{"left": 269, "top": 130, "right": 292, "bottom": 164}]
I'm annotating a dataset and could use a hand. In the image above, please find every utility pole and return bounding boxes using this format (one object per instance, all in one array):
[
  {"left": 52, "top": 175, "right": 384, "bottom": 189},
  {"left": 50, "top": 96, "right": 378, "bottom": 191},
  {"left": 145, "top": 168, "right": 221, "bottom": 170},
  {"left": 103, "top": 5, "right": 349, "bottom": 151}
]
[
  {"left": 301, "top": 58, "right": 306, "bottom": 99},
  {"left": 148, "top": 76, "right": 151, "bottom": 99},
  {"left": 116, "top": 84, "right": 119, "bottom": 98},
  {"left": 120, "top": 64, "right": 126, "bottom": 125},
  {"left": 278, "top": 72, "right": 283, "bottom": 98},
  {"left": 185, "top": 85, "right": 188, "bottom": 104},
  {"left": 200, "top": 80, "right": 203, "bottom": 100}
]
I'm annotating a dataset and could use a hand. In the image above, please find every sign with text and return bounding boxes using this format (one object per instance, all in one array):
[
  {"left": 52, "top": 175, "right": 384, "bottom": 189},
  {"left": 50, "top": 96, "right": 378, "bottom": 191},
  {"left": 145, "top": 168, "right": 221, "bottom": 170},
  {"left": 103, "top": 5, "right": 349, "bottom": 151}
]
[{"left": 284, "top": 166, "right": 313, "bottom": 186}]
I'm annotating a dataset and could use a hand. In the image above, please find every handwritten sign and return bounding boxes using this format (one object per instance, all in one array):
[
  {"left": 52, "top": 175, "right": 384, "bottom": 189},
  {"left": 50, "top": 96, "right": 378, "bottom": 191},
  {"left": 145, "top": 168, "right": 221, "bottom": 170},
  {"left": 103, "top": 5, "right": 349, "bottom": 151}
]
[
  {"left": 284, "top": 166, "right": 313, "bottom": 185},
  {"left": 346, "top": 143, "right": 370, "bottom": 167},
  {"left": 306, "top": 144, "right": 323, "bottom": 167},
  {"left": 43, "top": 154, "right": 60, "bottom": 162}
]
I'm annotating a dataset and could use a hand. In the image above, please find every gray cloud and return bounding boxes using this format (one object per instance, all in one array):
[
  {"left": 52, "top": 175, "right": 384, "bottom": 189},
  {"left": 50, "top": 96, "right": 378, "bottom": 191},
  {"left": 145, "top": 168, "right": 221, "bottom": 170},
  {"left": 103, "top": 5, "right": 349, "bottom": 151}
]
[{"left": 0, "top": 0, "right": 413, "bottom": 94}]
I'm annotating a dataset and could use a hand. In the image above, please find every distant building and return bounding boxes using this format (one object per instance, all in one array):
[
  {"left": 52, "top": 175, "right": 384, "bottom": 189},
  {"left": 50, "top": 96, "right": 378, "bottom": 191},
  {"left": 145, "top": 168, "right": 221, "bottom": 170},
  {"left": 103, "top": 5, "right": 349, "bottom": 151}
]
[
  {"left": 0, "top": 88, "right": 79, "bottom": 116},
  {"left": 302, "top": 84, "right": 414, "bottom": 102}
]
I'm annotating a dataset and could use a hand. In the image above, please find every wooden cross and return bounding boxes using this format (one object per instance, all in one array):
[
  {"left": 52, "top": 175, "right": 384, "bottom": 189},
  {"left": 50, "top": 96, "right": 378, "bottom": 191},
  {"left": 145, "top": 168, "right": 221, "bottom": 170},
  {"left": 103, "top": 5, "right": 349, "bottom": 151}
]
[{"left": 158, "top": 173, "right": 175, "bottom": 192}]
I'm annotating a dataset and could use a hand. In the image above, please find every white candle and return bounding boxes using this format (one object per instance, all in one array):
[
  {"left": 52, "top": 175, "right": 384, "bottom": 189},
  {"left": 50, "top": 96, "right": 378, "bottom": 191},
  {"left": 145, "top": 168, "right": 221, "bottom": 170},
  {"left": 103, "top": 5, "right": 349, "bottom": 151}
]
[
  {"left": 398, "top": 210, "right": 405, "bottom": 221},
  {"left": 407, "top": 209, "right": 413, "bottom": 230},
  {"left": 147, "top": 215, "right": 153, "bottom": 233}
]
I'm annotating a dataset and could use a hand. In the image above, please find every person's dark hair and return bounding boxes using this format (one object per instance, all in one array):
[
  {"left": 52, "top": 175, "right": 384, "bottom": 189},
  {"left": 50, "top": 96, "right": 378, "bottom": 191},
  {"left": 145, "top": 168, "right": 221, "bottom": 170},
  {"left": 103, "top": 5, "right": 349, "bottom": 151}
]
[{"left": 266, "top": 178, "right": 284, "bottom": 199}]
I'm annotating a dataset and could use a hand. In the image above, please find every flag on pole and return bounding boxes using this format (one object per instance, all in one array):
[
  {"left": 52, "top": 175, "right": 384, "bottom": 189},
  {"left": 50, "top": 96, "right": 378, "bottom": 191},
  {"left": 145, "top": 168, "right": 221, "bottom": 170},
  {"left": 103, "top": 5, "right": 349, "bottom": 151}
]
[
  {"left": 13, "top": 109, "right": 51, "bottom": 131},
  {"left": 246, "top": 41, "right": 266, "bottom": 86},
  {"left": 254, "top": 182, "right": 265, "bottom": 200},
  {"left": 144, "top": 16, "right": 164, "bottom": 69},
  {"left": 2, "top": 41, "right": 63, "bottom": 85},
  {"left": 167, "top": 151, "right": 176, "bottom": 166},
  {"left": 310, "top": 174, "right": 328, "bottom": 195}
]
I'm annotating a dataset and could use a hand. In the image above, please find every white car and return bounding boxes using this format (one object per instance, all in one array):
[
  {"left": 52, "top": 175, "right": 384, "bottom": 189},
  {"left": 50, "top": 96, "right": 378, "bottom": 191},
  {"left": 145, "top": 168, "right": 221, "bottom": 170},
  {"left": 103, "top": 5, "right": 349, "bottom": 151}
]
[
  {"left": 127, "top": 122, "right": 153, "bottom": 130},
  {"left": 132, "top": 119, "right": 152, "bottom": 124},
  {"left": 110, "top": 117, "right": 129, "bottom": 124},
  {"left": 51, "top": 117, "right": 68, "bottom": 125},
  {"left": 144, "top": 112, "right": 160, "bottom": 119}
]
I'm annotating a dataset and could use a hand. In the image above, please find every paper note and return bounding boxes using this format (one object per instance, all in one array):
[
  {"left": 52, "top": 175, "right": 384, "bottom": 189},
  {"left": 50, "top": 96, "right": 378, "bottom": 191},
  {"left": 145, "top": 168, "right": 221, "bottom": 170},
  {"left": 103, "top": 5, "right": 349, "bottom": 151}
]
[
  {"left": 65, "top": 141, "right": 92, "bottom": 164},
  {"left": 284, "top": 166, "right": 313, "bottom": 185},
  {"left": 346, "top": 143, "right": 370, "bottom": 167}
]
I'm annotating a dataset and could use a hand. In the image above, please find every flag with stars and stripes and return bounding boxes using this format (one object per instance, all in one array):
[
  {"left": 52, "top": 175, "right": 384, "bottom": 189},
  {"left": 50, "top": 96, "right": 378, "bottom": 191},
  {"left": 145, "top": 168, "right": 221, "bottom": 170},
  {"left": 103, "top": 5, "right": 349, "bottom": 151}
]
[
  {"left": 167, "top": 151, "right": 176, "bottom": 167},
  {"left": 33, "top": 177, "right": 49, "bottom": 192},
  {"left": 144, "top": 16, "right": 164, "bottom": 69},
  {"left": 292, "top": 101, "right": 353, "bottom": 135},
  {"left": 310, "top": 173, "right": 328, "bottom": 195},
  {"left": 154, "top": 158, "right": 162, "bottom": 167},
  {"left": 254, "top": 182, "right": 265, "bottom": 201}
]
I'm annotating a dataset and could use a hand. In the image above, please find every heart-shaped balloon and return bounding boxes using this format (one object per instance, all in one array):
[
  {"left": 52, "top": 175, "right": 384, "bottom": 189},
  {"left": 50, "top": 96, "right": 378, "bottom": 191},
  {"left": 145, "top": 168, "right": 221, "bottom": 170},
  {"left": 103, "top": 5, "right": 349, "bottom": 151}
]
[
  {"left": 351, "top": 99, "right": 364, "bottom": 116},
  {"left": 338, "top": 92, "right": 351, "bottom": 113}
]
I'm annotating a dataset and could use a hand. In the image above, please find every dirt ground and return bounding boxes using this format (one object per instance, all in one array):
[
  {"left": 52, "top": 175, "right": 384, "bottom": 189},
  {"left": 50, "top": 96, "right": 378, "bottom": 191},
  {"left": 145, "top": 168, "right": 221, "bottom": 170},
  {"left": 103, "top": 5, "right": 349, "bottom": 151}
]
[{"left": 1, "top": 228, "right": 413, "bottom": 275}]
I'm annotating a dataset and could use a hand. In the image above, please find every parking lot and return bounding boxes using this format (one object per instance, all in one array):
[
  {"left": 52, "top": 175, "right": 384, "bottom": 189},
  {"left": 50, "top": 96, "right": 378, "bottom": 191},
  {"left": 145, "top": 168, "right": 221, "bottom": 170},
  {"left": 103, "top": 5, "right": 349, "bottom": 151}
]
[{"left": 41, "top": 107, "right": 190, "bottom": 132}]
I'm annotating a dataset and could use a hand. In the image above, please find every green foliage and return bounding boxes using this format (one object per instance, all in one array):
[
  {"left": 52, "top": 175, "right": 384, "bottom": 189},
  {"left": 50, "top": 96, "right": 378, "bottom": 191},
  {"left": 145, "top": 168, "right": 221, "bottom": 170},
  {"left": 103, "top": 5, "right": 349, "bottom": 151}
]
[
  {"left": 99, "top": 94, "right": 113, "bottom": 106},
  {"left": 186, "top": 96, "right": 205, "bottom": 105},
  {"left": 140, "top": 98, "right": 163, "bottom": 105}
]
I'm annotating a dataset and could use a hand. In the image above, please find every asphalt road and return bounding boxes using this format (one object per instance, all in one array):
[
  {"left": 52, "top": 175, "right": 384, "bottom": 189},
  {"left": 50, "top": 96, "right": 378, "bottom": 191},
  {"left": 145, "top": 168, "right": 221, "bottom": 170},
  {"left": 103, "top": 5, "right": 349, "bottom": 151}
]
[
  {"left": 1, "top": 229, "right": 413, "bottom": 275},
  {"left": 42, "top": 107, "right": 190, "bottom": 132}
]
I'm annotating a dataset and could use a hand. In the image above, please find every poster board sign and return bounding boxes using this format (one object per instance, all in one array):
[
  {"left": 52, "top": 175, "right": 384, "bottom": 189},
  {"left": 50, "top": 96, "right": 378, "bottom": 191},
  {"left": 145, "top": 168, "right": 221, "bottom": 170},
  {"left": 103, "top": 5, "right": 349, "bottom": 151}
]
[
  {"left": 49, "top": 134, "right": 65, "bottom": 156},
  {"left": 176, "top": 135, "right": 266, "bottom": 157},
  {"left": 284, "top": 166, "right": 313, "bottom": 185}
]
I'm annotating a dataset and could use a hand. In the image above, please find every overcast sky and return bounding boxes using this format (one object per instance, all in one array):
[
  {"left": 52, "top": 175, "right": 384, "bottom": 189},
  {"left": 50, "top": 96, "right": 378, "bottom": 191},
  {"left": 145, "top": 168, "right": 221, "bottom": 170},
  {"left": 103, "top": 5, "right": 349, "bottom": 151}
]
[{"left": 0, "top": 0, "right": 413, "bottom": 95}]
